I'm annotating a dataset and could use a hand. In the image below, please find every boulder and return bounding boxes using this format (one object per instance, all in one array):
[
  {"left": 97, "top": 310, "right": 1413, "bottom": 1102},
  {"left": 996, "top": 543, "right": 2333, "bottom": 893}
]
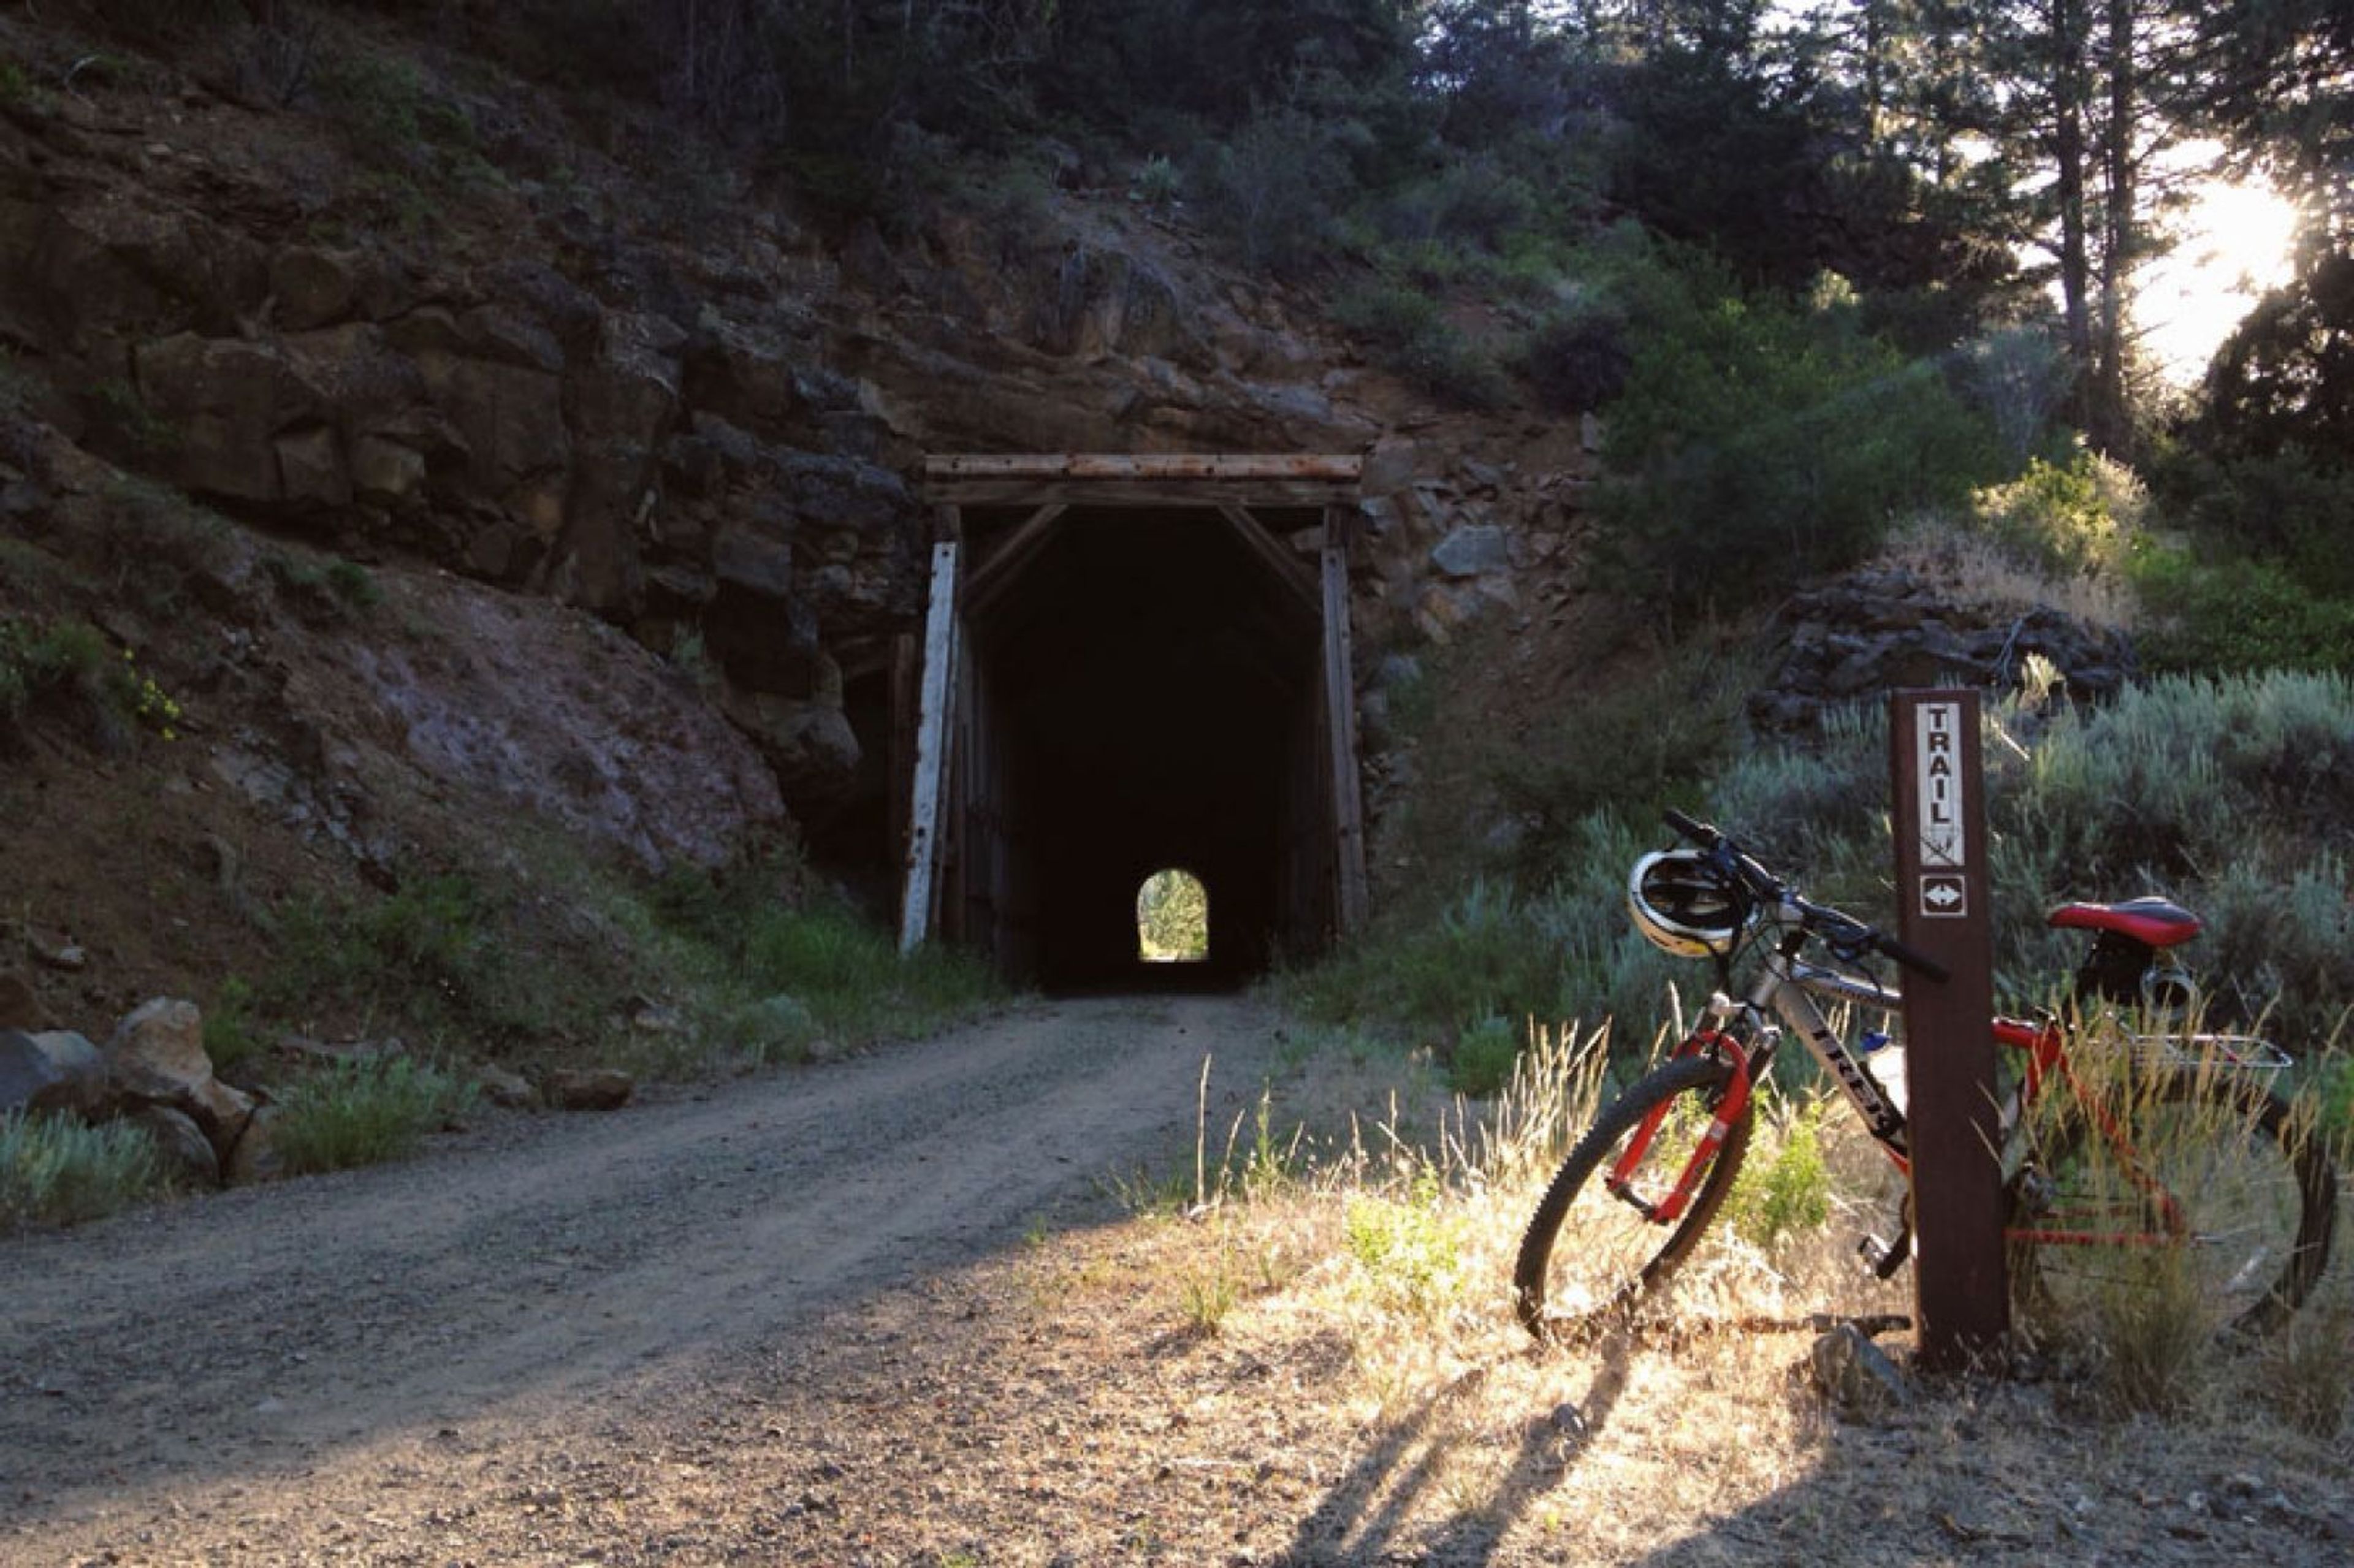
[
  {"left": 474, "top": 1062, "right": 536, "bottom": 1109},
  {"left": 128, "top": 1104, "right": 220, "bottom": 1189},
  {"left": 224, "top": 1102, "right": 287, "bottom": 1185},
  {"left": 1430, "top": 524, "right": 1513, "bottom": 579},
  {"left": 731, "top": 692, "right": 863, "bottom": 804},
  {"left": 547, "top": 1068, "right": 634, "bottom": 1112},
  {"left": 103, "top": 998, "right": 253, "bottom": 1151},
  {"left": 1, "top": 1028, "right": 105, "bottom": 1117}
]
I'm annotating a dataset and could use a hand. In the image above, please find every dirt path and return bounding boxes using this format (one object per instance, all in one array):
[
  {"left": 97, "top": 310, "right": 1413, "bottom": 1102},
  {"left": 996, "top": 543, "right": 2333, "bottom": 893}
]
[{"left": 1, "top": 993, "right": 1284, "bottom": 1564}]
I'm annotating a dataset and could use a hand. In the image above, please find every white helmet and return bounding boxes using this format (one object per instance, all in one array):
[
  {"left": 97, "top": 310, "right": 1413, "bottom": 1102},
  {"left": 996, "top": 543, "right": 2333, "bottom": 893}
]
[{"left": 1628, "top": 849, "right": 1750, "bottom": 958}]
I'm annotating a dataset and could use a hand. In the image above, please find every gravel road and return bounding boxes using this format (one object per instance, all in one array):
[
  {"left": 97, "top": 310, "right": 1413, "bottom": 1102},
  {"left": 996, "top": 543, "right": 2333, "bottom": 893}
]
[{"left": 0, "top": 993, "right": 1286, "bottom": 1564}]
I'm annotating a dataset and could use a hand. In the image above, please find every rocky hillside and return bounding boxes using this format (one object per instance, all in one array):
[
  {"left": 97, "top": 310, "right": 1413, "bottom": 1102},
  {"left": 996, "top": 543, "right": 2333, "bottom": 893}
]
[{"left": 0, "top": 7, "right": 1620, "bottom": 1054}]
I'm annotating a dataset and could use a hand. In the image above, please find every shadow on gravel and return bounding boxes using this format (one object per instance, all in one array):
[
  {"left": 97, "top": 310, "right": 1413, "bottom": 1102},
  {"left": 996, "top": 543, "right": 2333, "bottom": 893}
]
[{"left": 1281, "top": 1327, "right": 1640, "bottom": 1565}]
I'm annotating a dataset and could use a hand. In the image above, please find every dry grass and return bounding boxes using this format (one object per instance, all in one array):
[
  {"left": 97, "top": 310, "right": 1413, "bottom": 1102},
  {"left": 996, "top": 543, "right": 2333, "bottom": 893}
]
[
  {"left": 695, "top": 1018, "right": 2350, "bottom": 1563},
  {"left": 1876, "top": 509, "right": 2139, "bottom": 631}
]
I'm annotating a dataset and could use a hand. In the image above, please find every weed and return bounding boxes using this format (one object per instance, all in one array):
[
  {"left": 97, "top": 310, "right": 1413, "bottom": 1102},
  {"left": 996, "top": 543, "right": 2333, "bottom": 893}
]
[
  {"left": 202, "top": 976, "right": 264, "bottom": 1078},
  {"left": 267, "top": 551, "right": 383, "bottom": 617},
  {"left": 272, "top": 1056, "right": 476, "bottom": 1175},
  {"left": 1179, "top": 1252, "right": 1240, "bottom": 1336},
  {"left": 0, "top": 1109, "right": 168, "bottom": 1229},
  {"left": 1343, "top": 1173, "right": 1465, "bottom": 1322},
  {"left": 1106, "top": 1162, "right": 1192, "bottom": 1218},
  {"left": 1132, "top": 153, "right": 1179, "bottom": 207},
  {"left": 1725, "top": 1090, "right": 1832, "bottom": 1251}
]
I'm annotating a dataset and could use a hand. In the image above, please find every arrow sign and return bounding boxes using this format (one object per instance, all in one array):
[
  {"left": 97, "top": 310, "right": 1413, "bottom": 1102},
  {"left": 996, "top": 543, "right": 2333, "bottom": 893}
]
[{"left": 1921, "top": 873, "right": 1967, "bottom": 918}]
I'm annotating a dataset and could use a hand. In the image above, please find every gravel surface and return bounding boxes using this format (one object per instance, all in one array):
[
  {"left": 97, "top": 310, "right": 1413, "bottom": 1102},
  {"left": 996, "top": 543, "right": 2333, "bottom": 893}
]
[{"left": 1, "top": 994, "right": 1284, "bottom": 1565}]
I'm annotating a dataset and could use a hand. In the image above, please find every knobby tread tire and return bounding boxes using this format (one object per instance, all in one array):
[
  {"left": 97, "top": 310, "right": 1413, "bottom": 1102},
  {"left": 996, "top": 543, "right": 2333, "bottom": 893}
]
[{"left": 1514, "top": 1051, "right": 1754, "bottom": 1341}]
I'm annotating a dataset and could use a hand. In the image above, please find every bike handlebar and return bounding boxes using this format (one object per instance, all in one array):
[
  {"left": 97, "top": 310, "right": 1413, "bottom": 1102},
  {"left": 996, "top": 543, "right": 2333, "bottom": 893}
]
[{"left": 1661, "top": 810, "right": 1951, "bottom": 984}]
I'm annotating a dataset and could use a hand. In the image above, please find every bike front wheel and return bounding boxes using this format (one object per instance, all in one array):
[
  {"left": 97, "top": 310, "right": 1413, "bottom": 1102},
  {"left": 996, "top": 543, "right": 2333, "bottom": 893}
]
[
  {"left": 1514, "top": 1051, "right": 1754, "bottom": 1341},
  {"left": 2012, "top": 1065, "right": 2339, "bottom": 1341}
]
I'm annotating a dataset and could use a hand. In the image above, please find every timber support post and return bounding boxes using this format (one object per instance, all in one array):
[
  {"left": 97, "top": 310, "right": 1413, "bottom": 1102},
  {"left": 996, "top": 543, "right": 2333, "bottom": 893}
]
[
  {"left": 900, "top": 539, "right": 961, "bottom": 953},
  {"left": 1322, "top": 503, "right": 1369, "bottom": 938}
]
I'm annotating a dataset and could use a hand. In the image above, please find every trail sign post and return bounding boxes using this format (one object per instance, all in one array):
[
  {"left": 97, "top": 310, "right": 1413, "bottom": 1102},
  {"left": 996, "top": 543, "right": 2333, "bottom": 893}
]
[{"left": 1890, "top": 690, "right": 2007, "bottom": 1371}]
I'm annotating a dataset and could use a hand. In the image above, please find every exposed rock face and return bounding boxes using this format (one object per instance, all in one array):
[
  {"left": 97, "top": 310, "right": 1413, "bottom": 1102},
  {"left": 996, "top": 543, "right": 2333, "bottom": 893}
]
[{"left": 1749, "top": 566, "right": 2137, "bottom": 732}]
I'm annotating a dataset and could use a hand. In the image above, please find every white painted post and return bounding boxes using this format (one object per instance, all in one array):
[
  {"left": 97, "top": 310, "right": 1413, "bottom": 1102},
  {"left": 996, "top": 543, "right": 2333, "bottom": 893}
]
[{"left": 899, "top": 541, "right": 961, "bottom": 954}]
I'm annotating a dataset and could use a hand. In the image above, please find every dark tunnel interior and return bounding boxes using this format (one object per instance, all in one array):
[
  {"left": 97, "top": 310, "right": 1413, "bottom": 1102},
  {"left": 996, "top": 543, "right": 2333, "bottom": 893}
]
[{"left": 967, "top": 503, "right": 1327, "bottom": 990}]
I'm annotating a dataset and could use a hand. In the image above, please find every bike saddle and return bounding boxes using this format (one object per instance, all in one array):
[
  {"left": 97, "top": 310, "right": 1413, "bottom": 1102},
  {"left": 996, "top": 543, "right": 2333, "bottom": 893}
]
[{"left": 2046, "top": 896, "right": 2203, "bottom": 946}]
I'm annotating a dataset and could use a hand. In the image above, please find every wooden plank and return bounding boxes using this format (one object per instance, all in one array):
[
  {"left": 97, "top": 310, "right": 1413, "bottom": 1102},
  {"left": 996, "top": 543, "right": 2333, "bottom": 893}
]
[
  {"left": 926, "top": 454, "right": 1363, "bottom": 482},
  {"left": 964, "top": 501, "right": 1068, "bottom": 617},
  {"left": 1214, "top": 503, "right": 1320, "bottom": 611},
  {"left": 924, "top": 478, "right": 1358, "bottom": 508},
  {"left": 1321, "top": 506, "right": 1369, "bottom": 938},
  {"left": 899, "top": 540, "right": 961, "bottom": 954}
]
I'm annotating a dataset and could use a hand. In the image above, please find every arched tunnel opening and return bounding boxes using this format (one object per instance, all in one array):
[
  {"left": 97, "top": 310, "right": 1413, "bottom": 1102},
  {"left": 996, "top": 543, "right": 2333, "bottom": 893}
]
[{"left": 907, "top": 456, "right": 1368, "bottom": 992}]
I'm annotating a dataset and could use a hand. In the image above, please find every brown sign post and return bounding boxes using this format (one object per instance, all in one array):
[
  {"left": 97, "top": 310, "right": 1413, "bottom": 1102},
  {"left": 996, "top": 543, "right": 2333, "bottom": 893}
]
[{"left": 1889, "top": 690, "right": 2008, "bottom": 1371}]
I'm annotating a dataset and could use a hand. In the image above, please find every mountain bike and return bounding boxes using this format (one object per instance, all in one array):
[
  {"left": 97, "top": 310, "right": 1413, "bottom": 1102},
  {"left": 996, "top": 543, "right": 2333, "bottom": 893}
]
[{"left": 1513, "top": 809, "right": 2339, "bottom": 1345}]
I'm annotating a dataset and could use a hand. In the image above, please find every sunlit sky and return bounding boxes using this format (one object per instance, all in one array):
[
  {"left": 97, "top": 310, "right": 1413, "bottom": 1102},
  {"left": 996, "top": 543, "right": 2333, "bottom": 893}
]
[{"left": 2135, "top": 164, "right": 2304, "bottom": 383}]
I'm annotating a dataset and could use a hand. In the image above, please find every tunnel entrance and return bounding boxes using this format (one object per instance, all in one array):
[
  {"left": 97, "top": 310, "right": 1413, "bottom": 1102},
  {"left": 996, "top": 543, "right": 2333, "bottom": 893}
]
[{"left": 901, "top": 455, "right": 1368, "bottom": 989}]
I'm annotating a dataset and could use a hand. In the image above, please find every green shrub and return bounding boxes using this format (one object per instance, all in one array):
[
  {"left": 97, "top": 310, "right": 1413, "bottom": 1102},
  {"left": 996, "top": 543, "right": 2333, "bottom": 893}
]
[
  {"left": 2131, "top": 549, "right": 2354, "bottom": 674},
  {"left": 1302, "top": 665, "right": 2354, "bottom": 1062},
  {"left": 1587, "top": 236, "right": 2003, "bottom": 615},
  {"left": 0, "top": 617, "right": 170, "bottom": 745},
  {"left": 1520, "top": 308, "right": 1632, "bottom": 413},
  {"left": 1189, "top": 105, "right": 1350, "bottom": 278},
  {"left": 1449, "top": 1015, "right": 1520, "bottom": 1097},
  {"left": 2169, "top": 446, "right": 2354, "bottom": 598},
  {"left": 1333, "top": 280, "right": 1509, "bottom": 409},
  {"left": 262, "top": 875, "right": 579, "bottom": 1045},
  {"left": 1, "top": 1110, "right": 168, "bottom": 1229},
  {"left": 314, "top": 51, "right": 483, "bottom": 183},
  {"left": 272, "top": 1057, "right": 476, "bottom": 1175},
  {"left": 1970, "top": 449, "right": 2139, "bottom": 578}
]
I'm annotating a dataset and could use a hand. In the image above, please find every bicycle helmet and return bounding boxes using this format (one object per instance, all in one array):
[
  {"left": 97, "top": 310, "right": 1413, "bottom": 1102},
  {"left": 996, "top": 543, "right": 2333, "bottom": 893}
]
[{"left": 1628, "top": 849, "right": 1750, "bottom": 958}]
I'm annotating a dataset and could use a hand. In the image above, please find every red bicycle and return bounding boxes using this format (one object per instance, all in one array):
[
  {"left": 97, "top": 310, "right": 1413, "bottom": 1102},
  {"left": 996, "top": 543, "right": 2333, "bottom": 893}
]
[{"left": 1514, "top": 810, "right": 2340, "bottom": 1343}]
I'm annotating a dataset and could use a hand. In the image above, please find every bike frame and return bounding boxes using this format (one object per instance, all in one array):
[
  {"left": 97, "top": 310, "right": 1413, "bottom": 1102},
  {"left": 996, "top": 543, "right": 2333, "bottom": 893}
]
[{"left": 1608, "top": 897, "right": 2264, "bottom": 1255}]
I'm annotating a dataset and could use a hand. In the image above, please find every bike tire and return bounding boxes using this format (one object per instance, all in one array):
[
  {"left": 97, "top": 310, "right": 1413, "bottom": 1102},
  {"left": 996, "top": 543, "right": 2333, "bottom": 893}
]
[
  {"left": 2011, "top": 1065, "right": 2339, "bottom": 1341},
  {"left": 1514, "top": 1051, "right": 1754, "bottom": 1342}
]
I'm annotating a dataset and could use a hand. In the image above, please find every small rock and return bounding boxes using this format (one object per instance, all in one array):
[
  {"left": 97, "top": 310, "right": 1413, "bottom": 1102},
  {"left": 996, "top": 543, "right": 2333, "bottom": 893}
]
[
  {"left": 475, "top": 1063, "right": 535, "bottom": 1109},
  {"left": 546, "top": 1068, "right": 634, "bottom": 1112},
  {"left": 1807, "top": 1322, "right": 1913, "bottom": 1419},
  {"left": 225, "top": 1103, "right": 287, "bottom": 1186},
  {"left": 28, "top": 936, "right": 87, "bottom": 973}
]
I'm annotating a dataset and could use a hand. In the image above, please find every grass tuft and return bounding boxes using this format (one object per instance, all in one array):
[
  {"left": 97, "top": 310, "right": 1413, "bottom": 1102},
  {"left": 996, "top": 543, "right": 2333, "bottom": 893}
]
[
  {"left": 0, "top": 1110, "right": 169, "bottom": 1229},
  {"left": 272, "top": 1057, "right": 477, "bottom": 1175}
]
